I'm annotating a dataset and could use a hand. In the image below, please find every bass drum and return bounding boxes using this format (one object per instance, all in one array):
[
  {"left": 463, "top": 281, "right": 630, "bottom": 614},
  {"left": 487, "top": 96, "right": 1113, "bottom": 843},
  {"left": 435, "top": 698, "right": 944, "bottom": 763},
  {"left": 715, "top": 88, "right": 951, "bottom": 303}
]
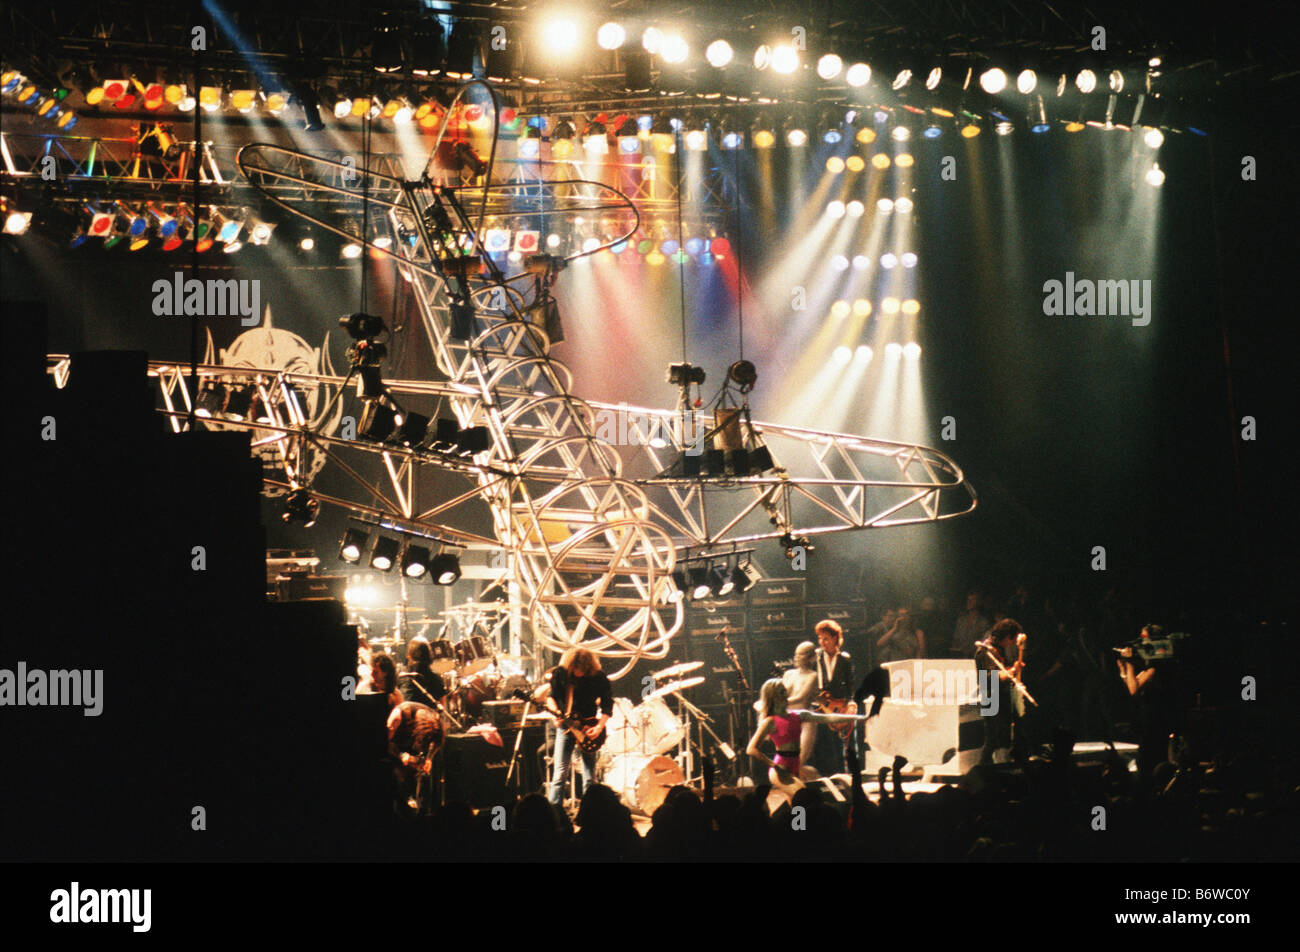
[
  {"left": 604, "top": 754, "right": 685, "bottom": 817},
  {"left": 454, "top": 635, "right": 493, "bottom": 676},
  {"left": 603, "top": 697, "right": 643, "bottom": 755}
]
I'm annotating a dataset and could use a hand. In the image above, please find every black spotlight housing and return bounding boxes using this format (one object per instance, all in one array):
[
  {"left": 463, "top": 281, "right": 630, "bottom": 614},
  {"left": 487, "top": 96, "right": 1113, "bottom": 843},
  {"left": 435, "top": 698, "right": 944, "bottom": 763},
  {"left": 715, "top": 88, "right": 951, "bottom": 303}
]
[
  {"left": 339, "top": 528, "right": 369, "bottom": 563},
  {"left": 431, "top": 552, "right": 461, "bottom": 585},
  {"left": 708, "top": 562, "right": 735, "bottom": 597},
  {"left": 371, "top": 15, "right": 406, "bottom": 73},
  {"left": 727, "top": 359, "right": 758, "bottom": 389},
  {"left": 730, "top": 560, "right": 761, "bottom": 593},
  {"left": 393, "top": 411, "right": 430, "bottom": 446},
  {"left": 370, "top": 536, "right": 400, "bottom": 572},
  {"left": 688, "top": 566, "right": 712, "bottom": 601},
  {"left": 402, "top": 544, "right": 432, "bottom": 579},
  {"left": 361, "top": 403, "right": 397, "bottom": 441},
  {"left": 340, "top": 312, "right": 387, "bottom": 339},
  {"left": 669, "top": 569, "right": 688, "bottom": 603},
  {"left": 282, "top": 488, "right": 319, "bottom": 527}
]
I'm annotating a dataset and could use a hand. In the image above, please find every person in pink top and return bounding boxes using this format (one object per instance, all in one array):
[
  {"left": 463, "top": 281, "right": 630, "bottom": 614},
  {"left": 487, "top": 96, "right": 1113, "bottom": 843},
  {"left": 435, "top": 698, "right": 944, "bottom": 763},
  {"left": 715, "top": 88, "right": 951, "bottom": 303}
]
[{"left": 747, "top": 679, "right": 865, "bottom": 795}]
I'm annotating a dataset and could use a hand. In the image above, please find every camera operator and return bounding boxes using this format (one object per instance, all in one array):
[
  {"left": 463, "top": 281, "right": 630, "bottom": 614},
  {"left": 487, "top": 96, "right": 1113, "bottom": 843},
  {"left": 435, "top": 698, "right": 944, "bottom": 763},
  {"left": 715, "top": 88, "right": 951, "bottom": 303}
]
[{"left": 1116, "top": 624, "right": 1176, "bottom": 777}]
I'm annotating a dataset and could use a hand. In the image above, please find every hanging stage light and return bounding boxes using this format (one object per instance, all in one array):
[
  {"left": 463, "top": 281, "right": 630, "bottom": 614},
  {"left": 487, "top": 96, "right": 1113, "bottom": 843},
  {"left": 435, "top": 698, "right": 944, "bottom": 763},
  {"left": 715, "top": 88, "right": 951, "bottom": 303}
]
[
  {"left": 339, "top": 528, "right": 369, "bottom": 563},
  {"left": 688, "top": 566, "right": 712, "bottom": 601},
  {"left": 817, "top": 53, "right": 843, "bottom": 80},
  {"left": 709, "top": 562, "right": 735, "bottom": 598},
  {"left": 979, "top": 67, "right": 1007, "bottom": 94},
  {"left": 845, "top": 62, "right": 871, "bottom": 87},
  {"left": 431, "top": 552, "right": 461, "bottom": 585},
  {"left": 411, "top": 24, "right": 448, "bottom": 76},
  {"left": 282, "top": 488, "right": 320, "bottom": 527},
  {"left": 730, "top": 560, "right": 761, "bottom": 594},
  {"left": 392, "top": 411, "right": 430, "bottom": 446},
  {"left": 402, "top": 545, "right": 432, "bottom": 579},
  {"left": 707, "top": 39, "right": 734, "bottom": 68},
  {"left": 598, "top": 22, "right": 626, "bottom": 51},
  {"left": 370, "top": 536, "right": 400, "bottom": 572},
  {"left": 372, "top": 14, "right": 406, "bottom": 72}
]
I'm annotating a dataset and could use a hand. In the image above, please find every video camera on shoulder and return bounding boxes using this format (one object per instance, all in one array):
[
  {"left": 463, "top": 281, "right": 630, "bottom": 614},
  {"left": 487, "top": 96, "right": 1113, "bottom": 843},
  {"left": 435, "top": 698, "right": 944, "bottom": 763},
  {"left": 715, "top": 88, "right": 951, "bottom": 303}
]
[{"left": 1113, "top": 624, "right": 1191, "bottom": 664}]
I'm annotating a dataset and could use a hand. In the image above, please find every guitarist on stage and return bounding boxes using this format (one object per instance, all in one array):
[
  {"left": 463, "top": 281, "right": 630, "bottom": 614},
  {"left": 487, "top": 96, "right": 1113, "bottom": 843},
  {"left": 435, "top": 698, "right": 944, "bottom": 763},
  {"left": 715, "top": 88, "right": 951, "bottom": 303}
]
[
  {"left": 812, "top": 620, "right": 857, "bottom": 774},
  {"left": 535, "top": 648, "right": 613, "bottom": 806}
]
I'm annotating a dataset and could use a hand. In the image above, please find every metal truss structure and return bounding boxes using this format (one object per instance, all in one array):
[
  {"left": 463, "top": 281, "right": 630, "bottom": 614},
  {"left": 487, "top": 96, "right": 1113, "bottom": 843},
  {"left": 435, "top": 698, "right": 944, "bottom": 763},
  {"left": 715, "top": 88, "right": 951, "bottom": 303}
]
[{"left": 46, "top": 81, "right": 977, "bottom": 679}]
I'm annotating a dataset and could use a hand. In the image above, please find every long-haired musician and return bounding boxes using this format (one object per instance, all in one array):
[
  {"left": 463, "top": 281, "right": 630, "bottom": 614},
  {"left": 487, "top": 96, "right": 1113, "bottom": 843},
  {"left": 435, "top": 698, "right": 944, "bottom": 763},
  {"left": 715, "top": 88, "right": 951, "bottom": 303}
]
[
  {"left": 975, "top": 618, "right": 1026, "bottom": 764},
  {"left": 534, "top": 647, "right": 613, "bottom": 806}
]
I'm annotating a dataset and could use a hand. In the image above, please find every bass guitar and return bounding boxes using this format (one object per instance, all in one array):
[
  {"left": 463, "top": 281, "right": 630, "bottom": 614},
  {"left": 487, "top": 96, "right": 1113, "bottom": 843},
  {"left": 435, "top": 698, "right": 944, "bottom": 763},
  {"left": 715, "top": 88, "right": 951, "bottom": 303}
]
[{"left": 813, "top": 692, "right": 858, "bottom": 738}]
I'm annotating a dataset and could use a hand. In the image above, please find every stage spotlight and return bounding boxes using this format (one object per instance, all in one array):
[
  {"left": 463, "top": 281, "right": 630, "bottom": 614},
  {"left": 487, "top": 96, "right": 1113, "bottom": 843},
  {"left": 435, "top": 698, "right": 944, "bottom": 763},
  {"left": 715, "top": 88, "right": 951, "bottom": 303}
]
[
  {"left": 891, "top": 69, "right": 912, "bottom": 90},
  {"left": 833, "top": 346, "right": 852, "bottom": 365},
  {"left": 540, "top": 16, "right": 580, "bottom": 57},
  {"left": 831, "top": 300, "right": 850, "bottom": 319},
  {"left": 721, "top": 129, "right": 743, "bottom": 149},
  {"left": 895, "top": 197, "right": 913, "bottom": 213},
  {"left": 846, "top": 154, "right": 865, "bottom": 171},
  {"left": 785, "top": 127, "right": 807, "bottom": 147},
  {"left": 753, "top": 44, "right": 771, "bottom": 70},
  {"left": 885, "top": 342, "right": 902, "bottom": 358},
  {"left": 411, "top": 25, "right": 447, "bottom": 75},
  {"left": 282, "top": 488, "right": 319, "bottom": 527},
  {"left": 871, "top": 153, "right": 891, "bottom": 169},
  {"left": 684, "top": 127, "right": 707, "bottom": 151},
  {"left": 770, "top": 45, "right": 799, "bottom": 74},
  {"left": 979, "top": 68, "right": 1007, "bottom": 93},
  {"left": 817, "top": 54, "right": 843, "bottom": 80},
  {"left": 827, "top": 200, "right": 846, "bottom": 219},
  {"left": 1075, "top": 69, "right": 1097, "bottom": 93},
  {"left": 688, "top": 566, "right": 712, "bottom": 601},
  {"left": 642, "top": 27, "right": 664, "bottom": 55},
  {"left": 923, "top": 124, "right": 942, "bottom": 139},
  {"left": 4, "top": 211, "right": 32, "bottom": 235},
  {"left": 402, "top": 545, "right": 431, "bottom": 579},
  {"left": 370, "top": 537, "right": 400, "bottom": 572},
  {"left": 752, "top": 127, "right": 776, "bottom": 148},
  {"left": 855, "top": 345, "right": 873, "bottom": 362},
  {"left": 995, "top": 121, "right": 1014, "bottom": 135},
  {"left": 846, "top": 62, "right": 871, "bottom": 87},
  {"left": 902, "top": 342, "right": 922, "bottom": 359},
  {"left": 852, "top": 256, "right": 869, "bottom": 272},
  {"left": 924, "top": 66, "right": 943, "bottom": 90},
  {"left": 597, "top": 22, "right": 626, "bottom": 50},
  {"left": 900, "top": 252, "right": 918, "bottom": 268},
  {"left": 831, "top": 255, "right": 849, "bottom": 271},
  {"left": 1108, "top": 69, "right": 1124, "bottom": 93},
  {"left": 853, "top": 298, "right": 872, "bottom": 316},
  {"left": 57, "top": 110, "right": 78, "bottom": 130},
  {"left": 361, "top": 404, "right": 397, "bottom": 441},
  {"left": 891, "top": 125, "right": 910, "bottom": 142},
  {"left": 826, "top": 155, "right": 845, "bottom": 173},
  {"left": 661, "top": 34, "right": 689, "bottom": 64},
  {"left": 1016, "top": 70, "right": 1037, "bottom": 94},
  {"left": 393, "top": 411, "right": 430, "bottom": 446},
  {"left": 426, "top": 551, "right": 458, "bottom": 585},
  {"left": 706, "top": 39, "right": 734, "bottom": 68},
  {"left": 340, "top": 528, "right": 368, "bottom": 563},
  {"left": 1146, "top": 163, "right": 1165, "bottom": 187},
  {"left": 1030, "top": 96, "right": 1050, "bottom": 133},
  {"left": 960, "top": 120, "right": 981, "bottom": 137},
  {"left": 1144, "top": 127, "right": 1164, "bottom": 149},
  {"left": 342, "top": 242, "right": 363, "bottom": 259},
  {"left": 880, "top": 252, "right": 898, "bottom": 268},
  {"left": 882, "top": 297, "right": 900, "bottom": 314},
  {"left": 551, "top": 119, "right": 576, "bottom": 157},
  {"left": 877, "top": 199, "right": 895, "bottom": 214},
  {"left": 730, "top": 560, "right": 761, "bottom": 594},
  {"left": 709, "top": 563, "right": 735, "bottom": 598},
  {"left": 299, "top": 236, "right": 315, "bottom": 251},
  {"left": 901, "top": 299, "right": 920, "bottom": 315},
  {"left": 445, "top": 22, "right": 481, "bottom": 78}
]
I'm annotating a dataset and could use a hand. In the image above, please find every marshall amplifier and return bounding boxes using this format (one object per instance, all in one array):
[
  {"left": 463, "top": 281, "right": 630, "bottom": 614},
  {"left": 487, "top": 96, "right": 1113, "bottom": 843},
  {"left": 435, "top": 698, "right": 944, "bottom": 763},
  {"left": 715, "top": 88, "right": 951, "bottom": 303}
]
[
  {"left": 748, "top": 578, "right": 806, "bottom": 609},
  {"left": 273, "top": 574, "right": 348, "bottom": 603},
  {"left": 685, "top": 634, "right": 752, "bottom": 706},
  {"left": 747, "top": 633, "right": 806, "bottom": 686},
  {"left": 805, "top": 604, "right": 867, "bottom": 634},
  {"left": 752, "top": 606, "right": 805, "bottom": 635},
  {"left": 685, "top": 609, "right": 747, "bottom": 639},
  {"left": 443, "top": 726, "right": 544, "bottom": 806}
]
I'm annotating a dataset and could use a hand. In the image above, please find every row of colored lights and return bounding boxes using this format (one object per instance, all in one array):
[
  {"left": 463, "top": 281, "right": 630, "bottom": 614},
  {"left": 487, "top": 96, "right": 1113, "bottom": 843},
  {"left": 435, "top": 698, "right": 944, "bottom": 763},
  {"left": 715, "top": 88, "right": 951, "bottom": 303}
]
[
  {"left": 61, "top": 203, "right": 272, "bottom": 251},
  {"left": 829, "top": 298, "right": 922, "bottom": 319},
  {"left": 831, "top": 342, "right": 923, "bottom": 364}
]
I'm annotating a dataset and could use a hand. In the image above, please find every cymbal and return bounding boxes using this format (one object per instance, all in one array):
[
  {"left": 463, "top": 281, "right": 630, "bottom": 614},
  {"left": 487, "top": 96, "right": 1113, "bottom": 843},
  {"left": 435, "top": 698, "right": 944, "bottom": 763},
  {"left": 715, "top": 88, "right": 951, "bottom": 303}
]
[
  {"left": 653, "top": 660, "right": 703, "bottom": 680},
  {"left": 439, "top": 602, "right": 510, "bottom": 615},
  {"left": 645, "top": 676, "right": 705, "bottom": 701}
]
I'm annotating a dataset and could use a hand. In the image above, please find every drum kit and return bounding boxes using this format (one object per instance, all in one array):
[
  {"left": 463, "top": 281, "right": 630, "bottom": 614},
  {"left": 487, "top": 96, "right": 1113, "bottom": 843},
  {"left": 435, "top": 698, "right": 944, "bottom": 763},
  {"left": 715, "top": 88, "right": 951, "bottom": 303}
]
[
  {"left": 362, "top": 601, "right": 532, "bottom": 730},
  {"left": 597, "top": 660, "right": 716, "bottom": 816}
]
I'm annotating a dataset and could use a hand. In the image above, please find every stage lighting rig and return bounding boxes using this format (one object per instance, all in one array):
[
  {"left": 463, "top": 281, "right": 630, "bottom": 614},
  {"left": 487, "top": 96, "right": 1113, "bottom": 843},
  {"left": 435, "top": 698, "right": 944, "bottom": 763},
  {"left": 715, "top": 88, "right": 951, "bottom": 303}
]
[
  {"left": 667, "top": 362, "right": 707, "bottom": 387},
  {"left": 726, "top": 360, "right": 757, "bottom": 392},
  {"left": 339, "top": 528, "right": 369, "bottom": 563},
  {"left": 778, "top": 532, "right": 812, "bottom": 559},
  {"left": 282, "top": 487, "right": 320, "bottom": 528}
]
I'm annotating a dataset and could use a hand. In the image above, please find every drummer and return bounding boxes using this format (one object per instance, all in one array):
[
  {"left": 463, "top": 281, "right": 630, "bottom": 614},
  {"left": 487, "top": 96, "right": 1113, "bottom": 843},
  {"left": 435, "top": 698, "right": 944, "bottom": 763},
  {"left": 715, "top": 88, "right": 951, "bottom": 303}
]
[{"left": 399, "top": 638, "right": 448, "bottom": 707}]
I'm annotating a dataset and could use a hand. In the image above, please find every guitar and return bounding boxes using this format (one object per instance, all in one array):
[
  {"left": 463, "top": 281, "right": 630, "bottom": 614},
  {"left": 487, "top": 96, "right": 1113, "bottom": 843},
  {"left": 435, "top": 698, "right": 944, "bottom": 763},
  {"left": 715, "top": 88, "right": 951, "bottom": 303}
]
[
  {"left": 512, "top": 689, "right": 606, "bottom": 753},
  {"left": 814, "top": 693, "right": 858, "bottom": 738}
]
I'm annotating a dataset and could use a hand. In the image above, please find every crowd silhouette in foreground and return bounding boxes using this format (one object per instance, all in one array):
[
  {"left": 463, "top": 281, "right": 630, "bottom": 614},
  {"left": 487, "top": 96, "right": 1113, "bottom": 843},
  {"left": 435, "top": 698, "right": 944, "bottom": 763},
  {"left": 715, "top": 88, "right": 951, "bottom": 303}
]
[{"left": 377, "top": 734, "right": 1298, "bottom": 862}]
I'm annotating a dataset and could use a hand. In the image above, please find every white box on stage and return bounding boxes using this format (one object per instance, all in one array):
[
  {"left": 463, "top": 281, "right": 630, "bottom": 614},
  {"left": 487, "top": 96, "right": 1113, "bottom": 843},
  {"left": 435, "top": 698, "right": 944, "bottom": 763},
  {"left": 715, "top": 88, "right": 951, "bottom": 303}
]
[{"left": 862, "top": 659, "right": 986, "bottom": 777}]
